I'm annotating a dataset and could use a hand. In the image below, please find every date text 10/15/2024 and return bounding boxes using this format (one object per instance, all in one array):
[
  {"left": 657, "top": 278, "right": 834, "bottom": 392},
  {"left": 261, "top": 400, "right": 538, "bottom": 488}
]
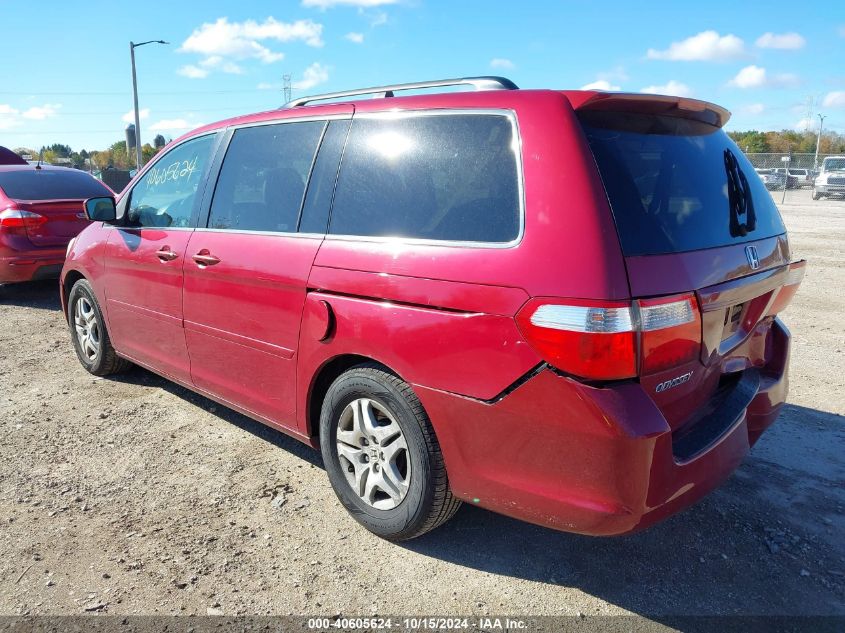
[{"left": 306, "top": 617, "right": 529, "bottom": 630}]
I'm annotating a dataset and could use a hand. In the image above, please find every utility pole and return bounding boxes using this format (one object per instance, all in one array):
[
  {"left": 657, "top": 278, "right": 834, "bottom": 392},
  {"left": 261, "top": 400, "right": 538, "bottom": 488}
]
[
  {"left": 283, "top": 74, "right": 292, "bottom": 103},
  {"left": 814, "top": 113, "right": 827, "bottom": 172},
  {"left": 130, "top": 40, "right": 168, "bottom": 170}
]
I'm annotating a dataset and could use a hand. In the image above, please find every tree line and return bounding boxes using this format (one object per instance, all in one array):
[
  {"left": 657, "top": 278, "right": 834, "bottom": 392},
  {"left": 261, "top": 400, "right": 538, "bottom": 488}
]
[
  {"left": 14, "top": 128, "right": 845, "bottom": 171},
  {"left": 727, "top": 129, "right": 845, "bottom": 154},
  {"left": 13, "top": 135, "right": 168, "bottom": 171}
]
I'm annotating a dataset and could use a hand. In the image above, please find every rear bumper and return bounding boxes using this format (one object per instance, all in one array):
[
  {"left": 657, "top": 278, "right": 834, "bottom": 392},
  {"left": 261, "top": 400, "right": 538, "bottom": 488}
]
[
  {"left": 416, "top": 318, "right": 790, "bottom": 536},
  {"left": 0, "top": 252, "right": 66, "bottom": 283}
]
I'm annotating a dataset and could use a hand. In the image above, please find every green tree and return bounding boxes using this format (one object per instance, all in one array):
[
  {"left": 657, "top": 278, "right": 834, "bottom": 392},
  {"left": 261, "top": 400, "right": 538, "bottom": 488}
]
[
  {"left": 729, "top": 131, "right": 770, "bottom": 153},
  {"left": 141, "top": 143, "right": 157, "bottom": 164}
]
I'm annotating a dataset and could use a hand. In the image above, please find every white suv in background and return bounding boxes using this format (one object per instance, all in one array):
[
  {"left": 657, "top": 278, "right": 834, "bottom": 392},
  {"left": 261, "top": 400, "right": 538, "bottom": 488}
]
[{"left": 813, "top": 156, "right": 845, "bottom": 200}]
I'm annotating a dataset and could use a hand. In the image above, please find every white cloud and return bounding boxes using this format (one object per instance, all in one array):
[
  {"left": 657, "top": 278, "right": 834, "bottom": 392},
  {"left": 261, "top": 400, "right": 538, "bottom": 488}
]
[
  {"left": 755, "top": 32, "right": 805, "bottom": 50},
  {"left": 257, "top": 82, "right": 278, "bottom": 90},
  {"left": 740, "top": 103, "right": 766, "bottom": 115},
  {"left": 794, "top": 117, "right": 819, "bottom": 132},
  {"left": 178, "top": 64, "right": 210, "bottom": 79},
  {"left": 194, "top": 56, "right": 246, "bottom": 75},
  {"left": 345, "top": 32, "right": 365, "bottom": 43},
  {"left": 727, "top": 65, "right": 800, "bottom": 89},
  {"left": 0, "top": 103, "right": 61, "bottom": 129},
  {"left": 21, "top": 104, "right": 60, "bottom": 120},
  {"left": 822, "top": 91, "right": 845, "bottom": 108},
  {"left": 0, "top": 104, "right": 21, "bottom": 130},
  {"left": 647, "top": 30, "right": 746, "bottom": 61},
  {"left": 302, "top": 0, "right": 398, "bottom": 8},
  {"left": 149, "top": 118, "right": 204, "bottom": 132},
  {"left": 122, "top": 108, "right": 150, "bottom": 124},
  {"left": 222, "top": 62, "right": 244, "bottom": 74},
  {"left": 292, "top": 62, "right": 330, "bottom": 90},
  {"left": 581, "top": 80, "right": 620, "bottom": 91},
  {"left": 727, "top": 65, "right": 766, "bottom": 88},
  {"left": 178, "top": 17, "right": 323, "bottom": 77},
  {"left": 640, "top": 80, "right": 693, "bottom": 97},
  {"left": 489, "top": 58, "right": 515, "bottom": 70},
  {"left": 369, "top": 11, "right": 389, "bottom": 27}
]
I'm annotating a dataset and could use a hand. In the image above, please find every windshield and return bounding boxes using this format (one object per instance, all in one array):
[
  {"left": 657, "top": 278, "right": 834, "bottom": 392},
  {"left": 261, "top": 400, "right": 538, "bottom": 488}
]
[
  {"left": 0, "top": 169, "right": 110, "bottom": 201},
  {"left": 579, "top": 111, "right": 786, "bottom": 256},
  {"left": 823, "top": 158, "right": 845, "bottom": 172}
]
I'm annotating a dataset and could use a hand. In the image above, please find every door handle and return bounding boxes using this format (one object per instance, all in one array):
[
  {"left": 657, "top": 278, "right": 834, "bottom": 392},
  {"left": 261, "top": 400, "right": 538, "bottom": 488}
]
[
  {"left": 192, "top": 250, "right": 220, "bottom": 267},
  {"left": 155, "top": 247, "right": 179, "bottom": 262}
]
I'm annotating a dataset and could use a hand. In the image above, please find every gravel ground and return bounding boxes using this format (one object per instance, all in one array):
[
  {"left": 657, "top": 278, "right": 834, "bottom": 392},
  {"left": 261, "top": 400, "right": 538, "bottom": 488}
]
[{"left": 0, "top": 188, "right": 843, "bottom": 619}]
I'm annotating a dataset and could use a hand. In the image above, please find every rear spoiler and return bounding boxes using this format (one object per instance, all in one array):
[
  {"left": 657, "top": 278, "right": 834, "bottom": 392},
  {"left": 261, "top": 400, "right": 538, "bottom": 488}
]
[{"left": 566, "top": 91, "right": 731, "bottom": 128}]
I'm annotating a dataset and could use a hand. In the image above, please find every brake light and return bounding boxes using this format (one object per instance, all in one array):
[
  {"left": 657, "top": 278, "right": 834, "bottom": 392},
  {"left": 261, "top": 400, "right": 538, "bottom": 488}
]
[
  {"left": 0, "top": 209, "right": 47, "bottom": 232},
  {"left": 767, "top": 260, "right": 806, "bottom": 315},
  {"left": 638, "top": 294, "right": 701, "bottom": 374},
  {"left": 516, "top": 293, "right": 701, "bottom": 381}
]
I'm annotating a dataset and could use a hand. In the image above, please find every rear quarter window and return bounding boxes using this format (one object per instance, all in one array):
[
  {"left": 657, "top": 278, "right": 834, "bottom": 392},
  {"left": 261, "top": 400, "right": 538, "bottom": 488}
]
[
  {"left": 0, "top": 169, "right": 111, "bottom": 200},
  {"left": 328, "top": 113, "right": 521, "bottom": 243},
  {"left": 579, "top": 112, "right": 786, "bottom": 256}
]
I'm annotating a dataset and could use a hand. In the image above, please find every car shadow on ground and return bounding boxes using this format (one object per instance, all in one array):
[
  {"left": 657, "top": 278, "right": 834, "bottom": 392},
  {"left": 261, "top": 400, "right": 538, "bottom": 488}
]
[
  {"left": 400, "top": 403, "right": 844, "bottom": 617},
  {"left": 106, "top": 367, "right": 845, "bottom": 617},
  {"left": 0, "top": 280, "right": 62, "bottom": 311},
  {"left": 109, "top": 365, "right": 323, "bottom": 468}
]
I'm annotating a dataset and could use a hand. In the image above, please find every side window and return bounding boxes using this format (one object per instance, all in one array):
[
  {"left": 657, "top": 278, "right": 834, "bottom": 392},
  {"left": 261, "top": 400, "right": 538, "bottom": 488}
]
[
  {"left": 328, "top": 114, "right": 521, "bottom": 243},
  {"left": 207, "top": 120, "right": 326, "bottom": 232},
  {"left": 127, "top": 134, "right": 215, "bottom": 228},
  {"left": 299, "top": 119, "right": 351, "bottom": 234}
]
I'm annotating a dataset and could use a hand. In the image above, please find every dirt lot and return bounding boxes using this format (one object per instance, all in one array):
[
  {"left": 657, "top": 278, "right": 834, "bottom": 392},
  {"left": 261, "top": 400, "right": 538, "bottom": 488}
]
[{"left": 0, "top": 188, "right": 843, "bottom": 620}]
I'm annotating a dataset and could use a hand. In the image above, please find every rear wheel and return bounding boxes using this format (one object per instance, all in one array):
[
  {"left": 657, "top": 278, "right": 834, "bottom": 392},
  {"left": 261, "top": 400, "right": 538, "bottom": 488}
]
[
  {"left": 68, "top": 279, "right": 132, "bottom": 376},
  {"left": 319, "top": 364, "right": 460, "bottom": 540}
]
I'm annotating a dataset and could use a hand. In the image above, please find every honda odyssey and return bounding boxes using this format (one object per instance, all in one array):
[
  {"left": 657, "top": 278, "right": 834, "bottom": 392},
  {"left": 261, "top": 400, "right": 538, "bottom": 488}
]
[{"left": 61, "top": 77, "right": 805, "bottom": 540}]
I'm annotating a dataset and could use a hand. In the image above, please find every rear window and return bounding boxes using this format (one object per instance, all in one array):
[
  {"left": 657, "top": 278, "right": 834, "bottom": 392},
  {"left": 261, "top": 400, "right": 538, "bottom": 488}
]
[
  {"left": 328, "top": 113, "right": 520, "bottom": 243},
  {"left": 579, "top": 112, "right": 786, "bottom": 256},
  {"left": 0, "top": 169, "right": 111, "bottom": 201}
]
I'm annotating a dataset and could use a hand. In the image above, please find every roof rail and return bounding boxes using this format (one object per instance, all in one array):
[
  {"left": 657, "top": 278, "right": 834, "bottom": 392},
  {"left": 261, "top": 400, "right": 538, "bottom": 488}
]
[{"left": 282, "top": 76, "right": 519, "bottom": 108}]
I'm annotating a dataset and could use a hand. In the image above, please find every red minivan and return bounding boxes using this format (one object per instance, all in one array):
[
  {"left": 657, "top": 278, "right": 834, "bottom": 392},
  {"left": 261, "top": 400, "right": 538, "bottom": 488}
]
[
  {"left": 61, "top": 77, "right": 805, "bottom": 540},
  {"left": 0, "top": 165, "right": 111, "bottom": 285}
]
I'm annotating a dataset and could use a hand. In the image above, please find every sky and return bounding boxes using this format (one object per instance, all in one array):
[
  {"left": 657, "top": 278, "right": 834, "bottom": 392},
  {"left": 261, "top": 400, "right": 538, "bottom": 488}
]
[{"left": 1, "top": 0, "right": 844, "bottom": 152}]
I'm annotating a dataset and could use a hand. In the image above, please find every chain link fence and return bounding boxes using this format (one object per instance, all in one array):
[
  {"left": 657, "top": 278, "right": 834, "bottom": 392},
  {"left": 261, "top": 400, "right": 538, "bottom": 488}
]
[
  {"left": 744, "top": 152, "right": 839, "bottom": 171},
  {"left": 741, "top": 153, "right": 845, "bottom": 191}
]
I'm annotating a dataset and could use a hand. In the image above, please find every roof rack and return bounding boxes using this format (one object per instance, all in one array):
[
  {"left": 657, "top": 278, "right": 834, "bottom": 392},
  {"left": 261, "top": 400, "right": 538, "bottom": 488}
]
[{"left": 282, "top": 76, "right": 519, "bottom": 108}]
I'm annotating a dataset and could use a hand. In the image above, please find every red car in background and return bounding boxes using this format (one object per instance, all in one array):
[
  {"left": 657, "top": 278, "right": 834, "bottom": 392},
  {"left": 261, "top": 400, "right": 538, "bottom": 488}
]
[
  {"left": 0, "top": 165, "right": 112, "bottom": 285},
  {"left": 61, "top": 78, "right": 805, "bottom": 540}
]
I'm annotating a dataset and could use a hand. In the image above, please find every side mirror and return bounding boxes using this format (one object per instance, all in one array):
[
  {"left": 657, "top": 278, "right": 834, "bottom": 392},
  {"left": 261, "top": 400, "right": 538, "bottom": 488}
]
[{"left": 84, "top": 196, "right": 117, "bottom": 223}]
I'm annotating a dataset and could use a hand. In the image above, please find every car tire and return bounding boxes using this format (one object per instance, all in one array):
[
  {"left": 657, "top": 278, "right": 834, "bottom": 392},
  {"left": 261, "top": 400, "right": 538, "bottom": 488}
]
[
  {"left": 68, "top": 279, "right": 132, "bottom": 376},
  {"left": 319, "top": 363, "right": 461, "bottom": 541}
]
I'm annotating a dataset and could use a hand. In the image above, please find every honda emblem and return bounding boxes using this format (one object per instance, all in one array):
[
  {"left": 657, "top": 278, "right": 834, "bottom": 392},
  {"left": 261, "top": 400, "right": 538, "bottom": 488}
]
[{"left": 745, "top": 245, "right": 760, "bottom": 270}]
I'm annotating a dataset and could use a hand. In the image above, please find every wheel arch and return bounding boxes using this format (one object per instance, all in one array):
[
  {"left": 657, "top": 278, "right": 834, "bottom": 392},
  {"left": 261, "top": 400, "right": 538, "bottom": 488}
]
[
  {"left": 306, "top": 353, "right": 402, "bottom": 441},
  {"left": 61, "top": 269, "right": 87, "bottom": 320}
]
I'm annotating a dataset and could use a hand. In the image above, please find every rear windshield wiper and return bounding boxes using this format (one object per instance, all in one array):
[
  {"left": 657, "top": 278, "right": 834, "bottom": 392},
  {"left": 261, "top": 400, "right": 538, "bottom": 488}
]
[{"left": 724, "top": 149, "right": 756, "bottom": 237}]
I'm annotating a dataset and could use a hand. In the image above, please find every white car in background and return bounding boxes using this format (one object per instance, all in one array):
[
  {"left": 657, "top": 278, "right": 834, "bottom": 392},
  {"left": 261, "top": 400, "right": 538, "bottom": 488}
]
[{"left": 813, "top": 156, "right": 845, "bottom": 199}]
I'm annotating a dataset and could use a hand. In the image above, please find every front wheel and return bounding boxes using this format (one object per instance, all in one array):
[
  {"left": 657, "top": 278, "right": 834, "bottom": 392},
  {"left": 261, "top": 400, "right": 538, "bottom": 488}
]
[
  {"left": 68, "top": 279, "right": 132, "bottom": 376},
  {"left": 319, "top": 364, "right": 461, "bottom": 540}
]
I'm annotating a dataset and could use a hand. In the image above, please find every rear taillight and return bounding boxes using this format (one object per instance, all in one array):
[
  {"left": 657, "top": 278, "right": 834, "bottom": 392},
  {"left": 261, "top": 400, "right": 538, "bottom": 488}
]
[
  {"left": 0, "top": 209, "right": 47, "bottom": 232},
  {"left": 516, "top": 293, "right": 701, "bottom": 381},
  {"left": 767, "top": 260, "right": 807, "bottom": 315},
  {"left": 638, "top": 294, "right": 701, "bottom": 374}
]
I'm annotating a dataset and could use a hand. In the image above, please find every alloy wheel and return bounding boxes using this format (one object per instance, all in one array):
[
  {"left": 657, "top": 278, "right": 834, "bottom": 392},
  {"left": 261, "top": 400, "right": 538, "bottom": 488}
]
[
  {"left": 335, "top": 397, "right": 411, "bottom": 510},
  {"left": 74, "top": 297, "right": 100, "bottom": 362}
]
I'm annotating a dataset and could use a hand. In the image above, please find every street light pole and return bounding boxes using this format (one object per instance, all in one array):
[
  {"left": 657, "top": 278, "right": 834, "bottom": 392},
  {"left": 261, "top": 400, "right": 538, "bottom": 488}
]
[
  {"left": 814, "top": 113, "right": 826, "bottom": 172},
  {"left": 129, "top": 40, "right": 168, "bottom": 171}
]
